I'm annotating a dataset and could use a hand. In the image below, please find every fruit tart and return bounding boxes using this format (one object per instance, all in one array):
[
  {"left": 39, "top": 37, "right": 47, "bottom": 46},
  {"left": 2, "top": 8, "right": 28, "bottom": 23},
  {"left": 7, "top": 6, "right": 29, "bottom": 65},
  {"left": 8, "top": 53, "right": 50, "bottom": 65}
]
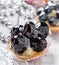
[
  {"left": 35, "top": 1, "right": 59, "bottom": 32},
  {"left": 8, "top": 22, "right": 49, "bottom": 61}
]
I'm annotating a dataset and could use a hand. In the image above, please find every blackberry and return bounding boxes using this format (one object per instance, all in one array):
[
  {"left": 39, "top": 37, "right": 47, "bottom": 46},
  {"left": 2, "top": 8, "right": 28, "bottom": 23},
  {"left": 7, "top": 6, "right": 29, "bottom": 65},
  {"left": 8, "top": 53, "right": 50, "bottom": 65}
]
[
  {"left": 30, "top": 39, "right": 47, "bottom": 52},
  {"left": 11, "top": 35, "right": 27, "bottom": 54},
  {"left": 23, "top": 22, "right": 35, "bottom": 38},
  {"left": 56, "top": 5, "right": 59, "bottom": 10},
  {"left": 37, "top": 22, "right": 49, "bottom": 39},
  {"left": 13, "top": 43, "right": 27, "bottom": 54},
  {"left": 48, "top": 16, "right": 57, "bottom": 26},
  {"left": 11, "top": 27, "right": 19, "bottom": 36},
  {"left": 50, "top": 6, "right": 57, "bottom": 10},
  {"left": 39, "top": 14, "right": 48, "bottom": 22},
  {"left": 44, "top": 8, "right": 52, "bottom": 14}
]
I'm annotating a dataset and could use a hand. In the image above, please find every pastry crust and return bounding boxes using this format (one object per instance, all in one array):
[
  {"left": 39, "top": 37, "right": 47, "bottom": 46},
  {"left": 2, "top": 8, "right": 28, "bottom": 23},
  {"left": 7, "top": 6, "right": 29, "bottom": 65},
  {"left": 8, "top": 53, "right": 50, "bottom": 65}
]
[
  {"left": 8, "top": 39, "right": 49, "bottom": 61},
  {"left": 46, "top": 22, "right": 59, "bottom": 32}
]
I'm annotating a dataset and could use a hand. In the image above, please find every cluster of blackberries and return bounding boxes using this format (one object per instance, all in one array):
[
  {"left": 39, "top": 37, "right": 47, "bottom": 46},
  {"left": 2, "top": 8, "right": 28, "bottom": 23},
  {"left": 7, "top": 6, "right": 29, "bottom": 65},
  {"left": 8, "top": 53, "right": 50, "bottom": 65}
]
[
  {"left": 37, "top": 4, "right": 59, "bottom": 26},
  {"left": 11, "top": 22, "right": 49, "bottom": 54}
]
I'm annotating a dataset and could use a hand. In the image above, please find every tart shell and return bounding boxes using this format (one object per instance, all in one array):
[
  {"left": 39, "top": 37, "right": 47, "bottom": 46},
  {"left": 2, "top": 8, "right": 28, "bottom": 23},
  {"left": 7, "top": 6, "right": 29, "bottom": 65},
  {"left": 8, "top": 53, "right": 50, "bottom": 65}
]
[
  {"left": 46, "top": 22, "right": 59, "bottom": 32},
  {"left": 8, "top": 39, "right": 50, "bottom": 61}
]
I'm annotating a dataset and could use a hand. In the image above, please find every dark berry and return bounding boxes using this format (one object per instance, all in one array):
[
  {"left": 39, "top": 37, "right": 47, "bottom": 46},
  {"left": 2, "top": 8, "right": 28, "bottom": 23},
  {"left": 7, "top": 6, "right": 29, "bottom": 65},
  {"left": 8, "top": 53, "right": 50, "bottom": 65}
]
[
  {"left": 44, "top": 8, "right": 52, "bottom": 14},
  {"left": 11, "top": 27, "right": 19, "bottom": 36},
  {"left": 19, "top": 25, "right": 24, "bottom": 32},
  {"left": 50, "top": 6, "right": 56, "bottom": 10},
  {"left": 23, "top": 22, "right": 35, "bottom": 38},
  {"left": 37, "top": 22, "right": 49, "bottom": 39},
  {"left": 11, "top": 35, "right": 27, "bottom": 54},
  {"left": 30, "top": 39, "right": 47, "bottom": 52},
  {"left": 13, "top": 43, "right": 27, "bottom": 53},
  {"left": 18, "top": 36, "right": 25, "bottom": 44},
  {"left": 11, "top": 36, "right": 18, "bottom": 44},
  {"left": 23, "top": 24, "right": 31, "bottom": 36},
  {"left": 30, "top": 37, "right": 40, "bottom": 43},
  {"left": 48, "top": 17, "right": 57, "bottom": 26},
  {"left": 50, "top": 5, "right": 59, "bottom": 10},
  {"left": 54, "top": 19, "right": 59, "bottom": 26},
  {"left": 56, "top": 5, "right": 59, "bottom": 10},
  {"left": 39, "top": 14, "right": 48, "bottom": 22}
]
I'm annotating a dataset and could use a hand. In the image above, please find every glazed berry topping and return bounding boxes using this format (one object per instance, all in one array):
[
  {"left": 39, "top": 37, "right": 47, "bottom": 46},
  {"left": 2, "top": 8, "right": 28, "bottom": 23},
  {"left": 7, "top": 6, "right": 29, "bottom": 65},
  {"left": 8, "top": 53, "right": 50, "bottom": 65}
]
[
  {"left": 30, "top": 39, "right": 47, "bottom": 52},
  {"left": 44, "top": 8, "right": 52, "bottom": 14},
  {"left": 48, "top": 17, "right": 57, "bottom": 26},
  {"left": 11, "top": 21, "right": 49, "bottom": 53},
  {"left": 11, "top": 36, "right": 18, "bottom": 44},
  {"left": 13, "top": 43, "right": 27, "bottom": 53},
  {"left": 37, "top": 22, "right": 49, "bottom": 39},
  {"left": 56, "top": 5, "right": 59, "bottom": 10},
  {"left": 39, "top": 14, "right": 48, "bottom": 22},
  {"left": 11, "top": 26, "right": 19, "bottom": 36},
  {"left": 11, "top": 35, "right": 27, "bottom": 53},
  {"left": 23, "top": 22, "right": 35, "bottom": 38},
  {"left": 50, "top": 6, "right": 57, "bottom": 10}
]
